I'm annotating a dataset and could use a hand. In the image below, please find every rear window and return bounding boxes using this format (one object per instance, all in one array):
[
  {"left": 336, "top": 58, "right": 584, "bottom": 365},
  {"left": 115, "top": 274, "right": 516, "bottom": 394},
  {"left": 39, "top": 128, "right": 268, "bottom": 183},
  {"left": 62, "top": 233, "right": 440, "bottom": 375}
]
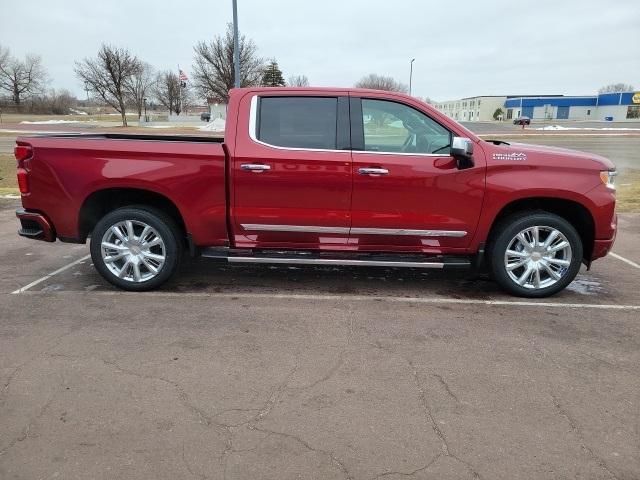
[{"left": 257, "top": 97, "right": 338, "bottom": 150}]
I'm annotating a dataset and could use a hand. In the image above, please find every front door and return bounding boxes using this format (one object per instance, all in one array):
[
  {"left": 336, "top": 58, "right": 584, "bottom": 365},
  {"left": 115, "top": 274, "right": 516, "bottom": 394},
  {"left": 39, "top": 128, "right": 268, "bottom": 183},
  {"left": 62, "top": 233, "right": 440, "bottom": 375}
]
[
  {"left": 232, "top": 94, "right": 352, "bottom": 249},
  {"left": 349, "top": 97, "right": 485, "bottom": 253}
]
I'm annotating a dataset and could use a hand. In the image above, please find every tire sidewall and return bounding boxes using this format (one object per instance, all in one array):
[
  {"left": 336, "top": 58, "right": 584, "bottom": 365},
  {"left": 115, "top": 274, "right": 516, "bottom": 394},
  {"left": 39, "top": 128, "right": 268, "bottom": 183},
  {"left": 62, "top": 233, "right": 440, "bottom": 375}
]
[
  {"left": 90, "top": 207, "right": 181, "bottom": 291},
  {"left": 490, "top": 213, "right": 583, "bottom": 298}
]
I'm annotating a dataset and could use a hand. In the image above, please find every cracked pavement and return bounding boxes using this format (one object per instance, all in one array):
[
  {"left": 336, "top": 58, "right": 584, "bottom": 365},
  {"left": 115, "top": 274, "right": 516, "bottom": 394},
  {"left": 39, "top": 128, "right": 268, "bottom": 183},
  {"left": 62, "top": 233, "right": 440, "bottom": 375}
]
[{"left": 1, "top": 185, "right": 639, "bottom": 479}]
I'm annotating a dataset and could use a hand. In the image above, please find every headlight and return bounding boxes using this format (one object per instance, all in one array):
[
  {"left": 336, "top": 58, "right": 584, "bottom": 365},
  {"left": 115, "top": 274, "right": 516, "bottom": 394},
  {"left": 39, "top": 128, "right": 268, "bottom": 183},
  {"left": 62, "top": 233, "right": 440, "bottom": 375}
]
[{"left": 599, "top": 170, "right": 617, "bottom": 190}]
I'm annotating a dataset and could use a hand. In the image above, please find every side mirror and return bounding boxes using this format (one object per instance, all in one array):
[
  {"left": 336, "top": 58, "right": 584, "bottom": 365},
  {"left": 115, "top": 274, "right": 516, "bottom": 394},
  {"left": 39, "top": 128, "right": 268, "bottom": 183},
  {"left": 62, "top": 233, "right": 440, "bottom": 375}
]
[{"left": 451, "top": 136, "right": 474, "bottom": 169}]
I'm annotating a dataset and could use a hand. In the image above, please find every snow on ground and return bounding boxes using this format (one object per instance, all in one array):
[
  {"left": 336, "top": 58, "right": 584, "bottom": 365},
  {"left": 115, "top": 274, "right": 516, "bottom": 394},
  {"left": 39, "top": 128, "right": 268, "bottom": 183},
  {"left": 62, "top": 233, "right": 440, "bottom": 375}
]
[
  {"left": 536, "top": 124, "right": 640, "bottom": 131},
  {"left": 69, "top": 109, "right": 88, "bottom": 115},
  {"left": 198, "top": 118, "right": 226, "bottom": 132},
  {"left": 143, "top": 125, "right": 173, "bottom": 129},
  {"left": 20, "top": 120, "right": 83, "bottom": 125}
]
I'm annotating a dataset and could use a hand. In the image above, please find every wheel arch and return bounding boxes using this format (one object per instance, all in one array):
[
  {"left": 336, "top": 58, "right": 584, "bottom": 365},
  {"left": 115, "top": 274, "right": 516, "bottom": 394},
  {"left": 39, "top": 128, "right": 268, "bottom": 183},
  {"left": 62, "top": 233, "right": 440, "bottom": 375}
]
[
  {"left": 78, "top": 187, "right": 187, "bottom": 242},
  {"left": 486, "top": 197, "right": 595, "bottom": 263}
]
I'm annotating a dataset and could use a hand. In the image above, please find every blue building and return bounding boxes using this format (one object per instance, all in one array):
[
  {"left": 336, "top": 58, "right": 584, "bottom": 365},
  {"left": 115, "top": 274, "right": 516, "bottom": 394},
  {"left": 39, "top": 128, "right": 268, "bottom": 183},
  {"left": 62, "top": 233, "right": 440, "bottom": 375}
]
[{"left": 504, "top": 92, "right": 640, "bottom": 122}]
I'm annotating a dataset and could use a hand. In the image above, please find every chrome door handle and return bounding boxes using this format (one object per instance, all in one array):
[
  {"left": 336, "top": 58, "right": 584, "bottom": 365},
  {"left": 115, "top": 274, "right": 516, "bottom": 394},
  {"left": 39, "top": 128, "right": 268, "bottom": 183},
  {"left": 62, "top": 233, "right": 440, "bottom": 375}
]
[
  {"left": 358, "top": 167, "right": 389, "bottom": 175},
  {"left": 241, "top": 163, "right": 271, "bottom": 172}
]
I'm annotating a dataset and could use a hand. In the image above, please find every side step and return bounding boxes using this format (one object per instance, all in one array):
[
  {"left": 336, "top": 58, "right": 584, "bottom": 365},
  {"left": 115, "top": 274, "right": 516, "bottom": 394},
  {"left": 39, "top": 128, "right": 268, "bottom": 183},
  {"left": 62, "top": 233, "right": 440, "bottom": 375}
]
[{"left": 200, "top": 247, "right": 471, "bottom": 269}]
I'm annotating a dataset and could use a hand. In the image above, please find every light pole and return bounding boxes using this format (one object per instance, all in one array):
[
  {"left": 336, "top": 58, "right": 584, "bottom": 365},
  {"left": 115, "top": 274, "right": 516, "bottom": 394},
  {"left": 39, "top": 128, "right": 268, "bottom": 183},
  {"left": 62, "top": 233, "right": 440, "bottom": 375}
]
[
  {"left": 232, "top": 0, "right": 241, "bottom": 88},
  {"left": 143, "top": 97, "right": 147, "bottom": 122},
  {"left": 409, "top": 58, "right": 415, "bottom": 96}
]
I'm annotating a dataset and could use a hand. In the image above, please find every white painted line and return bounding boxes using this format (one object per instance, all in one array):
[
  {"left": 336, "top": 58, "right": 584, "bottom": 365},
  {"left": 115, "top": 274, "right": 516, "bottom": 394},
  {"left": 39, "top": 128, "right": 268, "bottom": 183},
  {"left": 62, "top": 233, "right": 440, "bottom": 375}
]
[
  {"left": 11, "top": 254, "right": 91, "bottom": 294},
  {"left": 15, "top": 290, "right": 640, "bottom": 310},
  {"left": 610, "top": 252, "right": 640, "bottom": 270}
]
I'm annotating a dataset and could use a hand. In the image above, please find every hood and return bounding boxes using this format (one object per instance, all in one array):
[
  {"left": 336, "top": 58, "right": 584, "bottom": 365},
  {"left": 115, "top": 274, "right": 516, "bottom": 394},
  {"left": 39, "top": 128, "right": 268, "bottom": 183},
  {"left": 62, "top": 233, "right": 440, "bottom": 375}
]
[{"left": 483, "top": 141, "right": 616, "bottom": 171}]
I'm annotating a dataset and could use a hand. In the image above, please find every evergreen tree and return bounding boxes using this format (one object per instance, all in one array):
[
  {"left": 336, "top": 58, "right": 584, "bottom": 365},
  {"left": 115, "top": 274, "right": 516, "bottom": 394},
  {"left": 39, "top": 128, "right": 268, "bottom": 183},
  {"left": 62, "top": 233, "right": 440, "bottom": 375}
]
[{"left": 261, "top": 60, "right": 285, "bottom": 87}]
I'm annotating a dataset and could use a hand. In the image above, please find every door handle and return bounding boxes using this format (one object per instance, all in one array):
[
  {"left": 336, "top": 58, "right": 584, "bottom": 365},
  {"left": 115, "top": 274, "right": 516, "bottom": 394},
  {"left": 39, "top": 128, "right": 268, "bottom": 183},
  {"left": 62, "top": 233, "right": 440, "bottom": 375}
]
[
  {"left": 241, "top": 163, "right": 271, "bottom": 172},
  {"left": 358, "top": 167, "right": 389, "bottom": 175}
]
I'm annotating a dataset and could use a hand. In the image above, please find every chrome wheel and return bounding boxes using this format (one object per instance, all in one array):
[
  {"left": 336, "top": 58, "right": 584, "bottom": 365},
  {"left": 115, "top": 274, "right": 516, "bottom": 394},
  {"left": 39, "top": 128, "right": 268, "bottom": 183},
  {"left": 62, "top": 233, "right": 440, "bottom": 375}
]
[
  {"left": 100, "top": 220, "right": 166, "bottom": 283},
  {"left": 504, "top": 226, "right": 572, "bottom": 290}
]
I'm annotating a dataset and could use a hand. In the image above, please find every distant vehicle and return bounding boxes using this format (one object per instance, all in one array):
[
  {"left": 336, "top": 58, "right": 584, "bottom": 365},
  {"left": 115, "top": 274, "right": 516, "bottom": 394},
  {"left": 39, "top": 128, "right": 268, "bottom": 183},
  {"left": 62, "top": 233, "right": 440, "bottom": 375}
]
[
  {"left": 200, "top": 112, "right": 211, "bottom": 122},
  {"left": 14, "top": 87, "right": 617, "bottom": 297},
  {"left": 513, "top": 116, "right": 531, "bottom": 125}
]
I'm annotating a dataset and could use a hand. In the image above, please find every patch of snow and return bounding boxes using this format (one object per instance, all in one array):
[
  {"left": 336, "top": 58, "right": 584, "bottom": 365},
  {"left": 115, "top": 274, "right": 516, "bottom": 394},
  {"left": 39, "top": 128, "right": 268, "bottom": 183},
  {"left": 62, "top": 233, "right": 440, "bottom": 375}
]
[
  {"left": 143, "top": 125, "right": 172, "bottom": 129},
  {"left": 0, "top": 129, "right": 64, "bottom": 134},
  {"left": 20, "top": 119, "right": 82, "bottom": 125},
  {"left": 536, "top": 124, "right": 640, "bottom": 131},
  {"left": 198, "top": 118, "right": 226, "bottom": 132},
  {"left": 69, "top": 108, "right": 88, "bottom": 115}
]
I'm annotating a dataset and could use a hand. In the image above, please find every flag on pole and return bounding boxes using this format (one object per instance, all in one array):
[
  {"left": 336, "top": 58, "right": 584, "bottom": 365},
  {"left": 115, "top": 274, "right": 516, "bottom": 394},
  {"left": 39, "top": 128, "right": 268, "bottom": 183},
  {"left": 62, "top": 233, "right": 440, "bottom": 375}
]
[{"left": 179, "top": 70, "right": 188, "bottom": 82}]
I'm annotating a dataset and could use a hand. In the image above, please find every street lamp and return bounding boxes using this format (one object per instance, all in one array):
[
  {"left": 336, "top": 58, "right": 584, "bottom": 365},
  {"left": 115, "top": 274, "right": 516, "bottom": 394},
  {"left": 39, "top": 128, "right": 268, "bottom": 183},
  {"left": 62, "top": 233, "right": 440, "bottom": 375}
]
[
  {"left": 143, "top": 97, "right": 147, "bottom": 122},
  {"left": 409, "top": 58, "right": 415, "bottom": 96},
  {"left": 232, "top": 0, "right": 240, "bottom": 88}
]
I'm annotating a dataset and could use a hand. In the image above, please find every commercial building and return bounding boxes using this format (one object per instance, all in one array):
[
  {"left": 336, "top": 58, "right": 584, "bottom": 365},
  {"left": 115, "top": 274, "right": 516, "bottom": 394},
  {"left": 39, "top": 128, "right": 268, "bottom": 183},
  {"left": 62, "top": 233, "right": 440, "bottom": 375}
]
[
  {"left": 436, "top": 91, "right": 640, "bottom": 122},
  {"left": 434, "top": 96, "right": 509, "bottom": 122}
]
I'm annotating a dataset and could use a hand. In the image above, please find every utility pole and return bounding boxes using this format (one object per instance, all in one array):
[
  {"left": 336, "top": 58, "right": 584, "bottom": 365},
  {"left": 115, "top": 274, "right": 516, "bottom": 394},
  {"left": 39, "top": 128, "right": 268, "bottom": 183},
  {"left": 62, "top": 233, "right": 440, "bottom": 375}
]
[
  {"left": 409, "top": 58, "right": 415, "bottom": 96},
  {"left": 232, "top": 0, "right": 241, "bottom": 88}
]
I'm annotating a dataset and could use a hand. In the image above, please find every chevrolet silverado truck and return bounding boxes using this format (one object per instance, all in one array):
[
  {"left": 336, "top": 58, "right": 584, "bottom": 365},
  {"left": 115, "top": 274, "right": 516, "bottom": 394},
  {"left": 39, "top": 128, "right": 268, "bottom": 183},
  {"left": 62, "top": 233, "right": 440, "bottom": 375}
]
[{"left": 14, "top": 87, "right": 617, "bottom": 297}]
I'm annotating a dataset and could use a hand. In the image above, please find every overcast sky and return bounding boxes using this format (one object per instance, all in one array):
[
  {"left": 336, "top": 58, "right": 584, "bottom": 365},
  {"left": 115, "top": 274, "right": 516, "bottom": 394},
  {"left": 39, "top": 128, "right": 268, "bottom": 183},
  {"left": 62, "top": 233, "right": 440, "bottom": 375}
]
[{"left": 2, "top": 0, "right": 638, "bottom": 101}]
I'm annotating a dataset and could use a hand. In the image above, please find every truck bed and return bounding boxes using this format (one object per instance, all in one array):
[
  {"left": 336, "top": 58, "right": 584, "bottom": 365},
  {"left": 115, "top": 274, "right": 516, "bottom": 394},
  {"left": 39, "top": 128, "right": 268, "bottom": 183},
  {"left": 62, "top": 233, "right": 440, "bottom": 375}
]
[{"left": 17, "top": 132, "right": 229, "bottom": 246}]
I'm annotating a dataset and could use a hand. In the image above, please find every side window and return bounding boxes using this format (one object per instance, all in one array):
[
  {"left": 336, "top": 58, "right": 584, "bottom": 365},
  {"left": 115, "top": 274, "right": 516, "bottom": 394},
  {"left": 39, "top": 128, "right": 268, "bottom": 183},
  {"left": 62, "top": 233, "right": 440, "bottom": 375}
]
[
  {"left": 257, "top": 97, "right": 337, "bottom": 150},
  {"left": 361, "top": 99, "right": 451, "bottom": 154}
]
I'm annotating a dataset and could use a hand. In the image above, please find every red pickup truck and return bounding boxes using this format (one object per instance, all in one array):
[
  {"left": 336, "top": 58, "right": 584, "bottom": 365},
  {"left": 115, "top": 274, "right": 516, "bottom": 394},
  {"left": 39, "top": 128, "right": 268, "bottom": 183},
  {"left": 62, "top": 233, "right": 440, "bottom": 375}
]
[{"left": 14, "top": 87, "right": 617, "bottom": 297}]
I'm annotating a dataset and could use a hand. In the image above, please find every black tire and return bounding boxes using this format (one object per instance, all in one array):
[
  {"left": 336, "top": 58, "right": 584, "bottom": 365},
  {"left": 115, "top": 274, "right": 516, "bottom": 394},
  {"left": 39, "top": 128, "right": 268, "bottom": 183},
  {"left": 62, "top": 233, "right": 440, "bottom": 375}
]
[
  {"left": 489, "top": 212, "right": 583, "bottom": 298},
  {"left": 90, "top": 206, "right": 182, "bottom": 291}
]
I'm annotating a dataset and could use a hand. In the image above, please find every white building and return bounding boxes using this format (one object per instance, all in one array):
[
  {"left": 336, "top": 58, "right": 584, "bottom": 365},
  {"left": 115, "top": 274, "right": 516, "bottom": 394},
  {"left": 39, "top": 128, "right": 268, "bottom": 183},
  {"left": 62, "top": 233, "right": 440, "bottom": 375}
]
[
  {"left": 434, "top": 96, "right": 508, "bottom": 122},
  {"left": 435, "top": 92, "right": 640, "bottom": 122}
]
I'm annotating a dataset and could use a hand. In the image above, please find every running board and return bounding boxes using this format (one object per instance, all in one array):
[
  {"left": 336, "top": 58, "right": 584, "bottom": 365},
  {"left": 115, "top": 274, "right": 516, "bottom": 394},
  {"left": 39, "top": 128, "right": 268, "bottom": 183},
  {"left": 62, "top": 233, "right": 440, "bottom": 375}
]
[{"left": 200, "top": 248, "right": 471, "bottom": 269}]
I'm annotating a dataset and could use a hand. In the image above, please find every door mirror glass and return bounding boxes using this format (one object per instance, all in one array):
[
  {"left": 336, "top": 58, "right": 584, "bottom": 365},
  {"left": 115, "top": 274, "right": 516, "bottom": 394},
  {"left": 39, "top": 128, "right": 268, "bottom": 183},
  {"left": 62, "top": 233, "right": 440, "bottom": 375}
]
[{"left": 451, "top": 137, "right": 474, "bottom": 168}]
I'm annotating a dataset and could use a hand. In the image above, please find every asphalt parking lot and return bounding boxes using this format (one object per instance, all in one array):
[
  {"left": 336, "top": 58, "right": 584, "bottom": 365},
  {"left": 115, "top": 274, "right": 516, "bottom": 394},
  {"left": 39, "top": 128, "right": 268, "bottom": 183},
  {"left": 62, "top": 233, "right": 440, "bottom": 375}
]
[{"left": 1, "top": 132, "right": 640, "bottom": 479}]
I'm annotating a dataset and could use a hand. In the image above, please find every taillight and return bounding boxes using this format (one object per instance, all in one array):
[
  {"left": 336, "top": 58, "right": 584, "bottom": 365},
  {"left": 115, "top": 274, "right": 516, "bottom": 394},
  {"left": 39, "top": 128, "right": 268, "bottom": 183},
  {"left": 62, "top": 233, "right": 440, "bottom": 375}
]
[
  {"left": 14, "top": 144, "right": 33, "bottom": 194},
  {"left": 17, "top": 168, "right": 29, "bottom": 194},
  {"left": 14, "top": 144, "right": 33, "bottom": 164}
]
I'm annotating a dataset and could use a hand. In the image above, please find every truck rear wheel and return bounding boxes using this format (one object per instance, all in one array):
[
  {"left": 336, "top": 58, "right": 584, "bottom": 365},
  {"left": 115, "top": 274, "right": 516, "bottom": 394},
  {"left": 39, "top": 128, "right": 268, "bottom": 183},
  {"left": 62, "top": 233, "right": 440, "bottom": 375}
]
[
  {"left": 489, "top": 212, "right": 582, "bottom": 297},
  {"left": 90, "top": 206, "right": 182, "bottom": 291}
]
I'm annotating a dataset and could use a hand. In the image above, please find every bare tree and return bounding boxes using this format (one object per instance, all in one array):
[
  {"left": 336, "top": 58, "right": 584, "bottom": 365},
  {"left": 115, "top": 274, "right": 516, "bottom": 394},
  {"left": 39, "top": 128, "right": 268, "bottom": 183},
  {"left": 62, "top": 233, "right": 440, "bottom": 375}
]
[
  {"left": 288, "top": 75, "right": 309, "bottom": 87},
  {"left": 75, "top": 44, "right": 141, "bottom": 126},
  {"left": 355, "top": 74, "right": 407, "bottom": 93},
  {"left": 192, "top": 23, "right": 264, "bottom": 103},
  {"left": 30, "top": 89, "right": 76, "bottom": 115},
  {"left": 0, "top": 47, "right": 48, "bottom": 106},
  {"left": 0, "top": 45, "right": 8, "bottom": 73},
  {"left": 598, "top": 83, "right": 635, "bottom": 94},
  {"left": 153, "top": 71, "right": 183, "bottom": 115},
  {"left": 125, "top": 62, "right": 155, "bottom": 120}
]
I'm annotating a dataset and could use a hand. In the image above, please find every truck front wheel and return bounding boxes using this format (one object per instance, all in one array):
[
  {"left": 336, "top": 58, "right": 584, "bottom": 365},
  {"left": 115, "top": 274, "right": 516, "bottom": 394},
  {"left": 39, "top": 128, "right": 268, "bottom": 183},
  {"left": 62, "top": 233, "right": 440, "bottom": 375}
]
[
  {"left": 90, "top": 206, "right": 182, "bottom": 291},
  {"left": 489, "top": 212, "right": 583, "bottom": 297}
]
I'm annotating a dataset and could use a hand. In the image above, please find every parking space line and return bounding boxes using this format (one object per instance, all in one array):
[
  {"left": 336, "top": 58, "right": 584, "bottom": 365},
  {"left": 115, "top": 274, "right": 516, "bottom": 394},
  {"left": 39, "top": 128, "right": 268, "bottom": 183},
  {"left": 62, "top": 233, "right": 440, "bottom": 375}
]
[
  {"left": 11, "top": 254, "right": 91, "bottom": 294},
  {"left": 13, "top": 290, "right": 640, "bottom": 310},
  {"left": 610, "top": 252, "right": 640, "bottom": 270}
]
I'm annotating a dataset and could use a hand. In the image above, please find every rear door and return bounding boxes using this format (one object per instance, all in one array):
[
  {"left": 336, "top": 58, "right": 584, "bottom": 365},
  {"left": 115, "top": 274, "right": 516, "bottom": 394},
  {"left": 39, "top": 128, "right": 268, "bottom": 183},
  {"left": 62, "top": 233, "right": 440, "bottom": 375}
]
[
  {"left": 349, "top": 96, "right": 485, "bottom": 253},
  {"left": 231, "top": 93, "right": 352, "bottom": 249}
]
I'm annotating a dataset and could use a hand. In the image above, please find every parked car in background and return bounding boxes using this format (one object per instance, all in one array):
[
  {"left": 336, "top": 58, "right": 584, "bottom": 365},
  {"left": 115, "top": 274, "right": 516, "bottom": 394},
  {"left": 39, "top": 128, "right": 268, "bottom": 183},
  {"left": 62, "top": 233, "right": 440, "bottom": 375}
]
[
  {"left": 14, "top": 87, "right": 617, "bottom": 297},
  {"left": 513, "top": 116, "right": 531, "bottom": 125},
  {"left": 200, "top": 112, "right": 211, "bottom": 122}
]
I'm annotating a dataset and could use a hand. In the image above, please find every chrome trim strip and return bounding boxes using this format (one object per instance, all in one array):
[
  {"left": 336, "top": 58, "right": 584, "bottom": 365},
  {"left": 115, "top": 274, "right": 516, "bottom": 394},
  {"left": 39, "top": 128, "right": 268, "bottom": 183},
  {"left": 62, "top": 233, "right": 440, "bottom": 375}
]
[
  {"left": 248, "top": 94, "right": 349, "bottom": 154},
  {"left": 352, "top": 150, "right": 449, "bottom": 157},
  {"left": 248, "top": 94, "right": 451, "bottom": 157},
  {"left": 241, "top": 224, "right": 467, "bottom": 237},
  {"left": 350, "top": 228, "right": 467, "bottom": 237},
  {"left": 228, "top": 257, "right": 446, "bottom": 269},
  {"left": 241, "top": 224, "right": 350, "bottom": 234},
  {"left": 248, "top": 95, "right": 258, "bottom": 140}
]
